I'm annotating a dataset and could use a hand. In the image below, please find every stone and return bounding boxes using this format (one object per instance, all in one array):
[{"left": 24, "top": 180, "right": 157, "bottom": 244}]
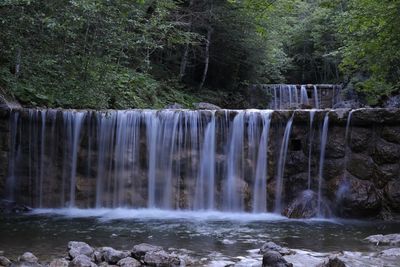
[
  {"left": 0, "top": 256, "right": 11, "bottom": 267},
  {"left": 92, "top": 251, "right": 103, "bottom": 264},
  {"left": 372, "top": 138, "right": 400, "bottom": 164},
  {"left": 131, "top": 243, "right": 163, "bottom": 260},
  {"left": 193, "top": 102, "right": 221, "bottom": 110},
  {"left": 262, "top": 251, "right": 293, "bottom": 267},
  {"left": 380, "top": 248, "right": 400, "bottom": 257},
  {"left": 384, "top": 95, "right": 400, "bottom": 108},
  {"left": 99, "top": 247, "right": 130, "bottom": 264},
  {"left": 259, "top": 242, "right": 292, "bottom": 256},
  {"left": 70, "top": 255, "right": 97, "bottom": 267},
  {"left": 347, "top": 153, "right": 374, "bottom": 180},
  {"left": 18, "top": 252, "right": 38, "bottom": 263},
  {"left": 0, "top": 199, "right": 31, "bottom": 214},
  {"left": 49, "top": 258, "right": 69, "bottom": 267},
  {"left": 349, "top": 127, "right": 372, "bottom": 153},
  {"left": 325, "top": 128, "right": 346, "bottom": 159},
  {"left": 68, "top": 241, "right": 95, "bottom": 259},
  {"left": 372, "top": 164, "right": 399, "bottom": 189},
  {"left": 117, "top": 257, "right": 141, "bottom": 267},
  {"left": 333, "top": 100, "right": 361, "bottom": 109},
  {"left": 164, "top": 103, "right": 184, "bottom": 109},
  {"left": 143, "top": 250, "right": 181, "bottom": 267},
  {"left": 319, "top": 257, "right": 346, "bottom": 267},
  {"left": 385, "top": 181, "right": 400, "bottom": 210},
  {"left": 365, "top": 234, "right": 400, "bottom": 246},
  {"left": 323, "top": 159, "right": 345, "bottom": 181},
  {"left": 381, "top": 126, "right": 400, "bottom": 144},
  {"left": 283, "top": 190, "right": 331, "bottom": 219},
  {"left": 333, "top": 175, "right": 381, "bottom": 217}
]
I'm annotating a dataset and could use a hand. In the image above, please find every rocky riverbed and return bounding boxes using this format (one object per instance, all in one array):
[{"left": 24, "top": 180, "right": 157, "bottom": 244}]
[{"left": 1, "top": 234, "right": 399, "bottom": 267}]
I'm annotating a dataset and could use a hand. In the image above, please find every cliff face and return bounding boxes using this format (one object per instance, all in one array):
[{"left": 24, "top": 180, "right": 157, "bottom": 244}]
[{"left": 0, "top": 107, "right": 399, "bottom": 218}]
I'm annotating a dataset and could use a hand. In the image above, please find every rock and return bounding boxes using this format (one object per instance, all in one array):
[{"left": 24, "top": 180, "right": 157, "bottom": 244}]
[
  {"left": 283, "top": 190, "right": 331, "bottom": 219},
  {"left": 381, "top": 126, "right": 400, "bottom": 144},
  {"left": 333, "top": 100, "right": 361, "bottom": 109},
  {"left": 193, "top": 102, "right": 221, "bottom": 110},
  {"left": 164, "top": 103, "right": 184, "bottom": 109},
  {"left": 143, "top": 250, "right": 181, "bottom": 267},
  {"left": 68, "top": 241, "right": 95, "bottom": 259},
  {"left": 365, "top": 234, "right": 400, "bottom": 246},
  {"left": 0, "top": 256, "right": 11, "bottom": 267},
  {"left": 70, "top": 255, "right": 97, "bottom": 267},
  {"left": 372, "top": 164, "right": 398, "bottom": 189},
  {"left": 380, "top": 248, "right": 400, "bottom": 257},
  {"left": 49, "top": 258, "right": 69, "bottom": 267},
  {"left": 99, "top": 247, "right": 130, "bottom": 264},
  {"left": 0, "top": 199, "right": 31, "bottom": 214},
  {"left": 372, "top": 138, "right": 400, "bottom": 164},
  {"left": 384, "top": 95, "right": 400, "bottom": 108},
  {"left": 117, "top": 257, "right": 141, "bottom": 267},
  {"left": 259, "top": 242, "right": 292, "bottom": 256},
  {"left": 385, "top": 181, "right": 400, "bottom": 210},
  {"left": 332, "top": 175, "right": 381, "bottom": 217},
  {"left": 93, "top": 251, "right": 103, "bottom": 264},
  {"left": 131, "top": 243, "right": 163, "bottom": 260},
  {"left": 347, "top": 153, "right": 374, "bottom": 180},
  {"left": 319, "top": 257, "right": 346, "bottom": 267},
  {"left": 18, "top": 252, "right": 38, "bottom": 263},
  {"left": 349, "top": 127, "right": 371, "bottom": 153},
  {"left": 262, "top": 251, "right": 293, "bottom": 267}
]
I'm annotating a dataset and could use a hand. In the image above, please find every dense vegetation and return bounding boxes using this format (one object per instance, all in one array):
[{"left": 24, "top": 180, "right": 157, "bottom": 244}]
[{"left": 0, "top": 0, "right": 399, "bottom": 108}]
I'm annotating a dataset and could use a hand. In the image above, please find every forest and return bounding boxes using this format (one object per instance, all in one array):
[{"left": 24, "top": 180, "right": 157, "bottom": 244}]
[{"left": 0, "top": 0, "right": 399, "bottom": 109}]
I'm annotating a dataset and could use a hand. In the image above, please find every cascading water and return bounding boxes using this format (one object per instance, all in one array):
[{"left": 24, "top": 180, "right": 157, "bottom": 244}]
[
  {"left": 274, "top": 115, "right": 294, "bottom": 213},
  {"left": 307, "top": 110, "right": 316, "bottom": 189},
  {"left": 300, "top": 85, "right": 309, "bottom": 106},
  {"left": 313, "top": 85, "right": 319, "bottom": 109},
  {"left": 252, "top": 111, "right": 273, "bottom": 213},
  {"left": 317, "top": 113, "right": 330, "bottom": 216},
  {"left": 3, "top": 108, "right": 338, "bottom": 217}
]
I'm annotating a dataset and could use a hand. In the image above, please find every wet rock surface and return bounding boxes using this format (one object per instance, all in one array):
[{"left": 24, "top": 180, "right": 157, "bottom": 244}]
[{"left": 283, "top": 190, "right": 331, "bottom": 219}]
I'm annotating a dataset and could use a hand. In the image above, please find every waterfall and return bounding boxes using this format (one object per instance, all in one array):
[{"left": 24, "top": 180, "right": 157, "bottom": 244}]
[
  {"left": 300, "top": 85, "right": 309, "bottom": 106},
  {"left": 317, "top": 113, "right": 329, "bottom": 216},
  {"left": 274, "top": 115, "right": 294, "bottom": 213},
  {"left": 307, "top": 110, "right": 316, "bottom": 189},
  {"left": 194, "top": 111, "right": 216, "bottom": 210},
  {"left": 64, "top": 111, "right": 86, "bottom": 207},
  {"left": 313, "top": 85, "right": 319, "bottom": 109},
  {"left": 38, "top": 110, "right": 47, "bottom": 208},
  {"left": 5, "top": 112, "right": 20, "bottom": 201},
  {"left": 252, "top": 111, "right": 273, "bottom": 213},
  {"left": 224, "top": 112, "right": 245, "bottom": 211}
]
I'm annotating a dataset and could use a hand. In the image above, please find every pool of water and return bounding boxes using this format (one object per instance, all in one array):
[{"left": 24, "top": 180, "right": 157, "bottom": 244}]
[{"left": 1, "top": 209, "right": 399, "bottom": 263}]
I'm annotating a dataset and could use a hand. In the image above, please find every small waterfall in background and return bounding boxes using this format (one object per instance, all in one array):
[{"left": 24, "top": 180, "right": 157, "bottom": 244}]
[
  {"left": 317, "top": 113, "right": 330, "bottom": 216},
  {"left": 5, "top": 112, "right": 20, "bottom": 202},
  {"left": 313, "top": 85, "right": 319, "bottom": 109},
  {"left": 300, "top": 85, "right": 309, "bottom": 106},
  {"left": 274, "top": 115, "right": 294, "bottom": 213},
  {"left": 307, "top": 110, "right": 316, "bottom": 189}
]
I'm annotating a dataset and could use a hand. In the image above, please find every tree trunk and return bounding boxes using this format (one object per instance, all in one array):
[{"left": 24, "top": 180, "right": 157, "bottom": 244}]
[
  {"left": 179, "top": 0, "right": 194, "bottom": 81},
  {"left": 199, "top": 26, "right": 212, "bottom": 90}
]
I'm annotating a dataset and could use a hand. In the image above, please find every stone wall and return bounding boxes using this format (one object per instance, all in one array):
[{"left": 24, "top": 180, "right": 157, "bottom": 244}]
[{"left": 0, "top": 108, "right": 399, "bottom": 218}]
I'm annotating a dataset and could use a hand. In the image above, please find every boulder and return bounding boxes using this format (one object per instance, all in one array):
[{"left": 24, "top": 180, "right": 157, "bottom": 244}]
[
  {"left": 333, "top": 176, "right": 381, "bottom": 217},
  {"left": 259, "top": 242, "right": 292, "bottom": 256},
  {"left": 131, "top": 243, "right": 163, "bottom": 261},
  {"left": 68, "top": 241, "right": 95, "bottom": 259},
  {"left": 117, "top": 257, "right": 142, "bottom": 267},
  {"left": 372, "top": 164, "right": 399, "bottom": 189},
  {"left": 70, "top": 255, "right": 97, "bottom": 267},
  {"left": 372, "top": 139, "right": 400, "bottom": 164},
  {"left": 347, "top": 153, "right": 374, "bottom": 180},
  {"left": 49, "top": 258, "right": 69, "bottom": 267},
  {"left": 365, "top": 234, "right": 400, "bottom": 246},
  {"left": 385, "top": 181, "right": 400, "bottom": 210},
  {"left": 381, "top": 126, "right": 400, "bottom": 144},
  {"left": 99, "top": 247, "right": 130, "bottom": 264},
  {"left": 193, "top": 102, "right": 221, "bottom": 110},
  {"left": 349, "top": 127, "right": 371, "bottom": 153},
  {"left": 0, "top": 256, "right": 11, "bottom": 267},
  {"left": 380, "top": 248, "right": 400, "bottom": 257},
  {"left": 319, "top": 257, "right": 346, "bottom": 267},
  {"left": 164, "top": 103, "right": 184, "bottom": 109},
  {"left": 143, "top": 250, "right": 181, "bottom": 267},
  {"left": 0, "top": 199, "right": 31, "bottom": 214},
  {"left": 283, "top": 190, "right": 331, "bottom": 219},
  {"left": 384, "top": 95, "right": 400, "bottom": 108},
  {"left": 262, "top": 251, "right": 293, "bottom": 267},
  {"left": 18, "top": 252, "right": 38, "bottom": 263}
]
